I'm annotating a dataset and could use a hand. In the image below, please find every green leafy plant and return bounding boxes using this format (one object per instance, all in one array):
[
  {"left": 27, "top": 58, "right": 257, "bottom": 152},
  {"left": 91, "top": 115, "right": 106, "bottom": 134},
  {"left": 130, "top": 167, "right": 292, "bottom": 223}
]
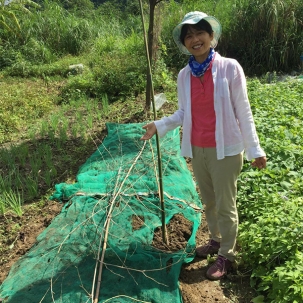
[
  {"left": 236, "top": 78, "right": 303, "bottom": 302},
  {"left": 267, "top": 250, "right": 303, "bottom": 302}
]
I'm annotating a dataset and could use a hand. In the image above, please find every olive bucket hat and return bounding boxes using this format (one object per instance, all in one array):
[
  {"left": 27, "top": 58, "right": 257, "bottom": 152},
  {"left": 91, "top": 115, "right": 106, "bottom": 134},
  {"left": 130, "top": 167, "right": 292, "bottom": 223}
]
[{"left": 173, "top": 11, "right": 222, "bottom": 55}]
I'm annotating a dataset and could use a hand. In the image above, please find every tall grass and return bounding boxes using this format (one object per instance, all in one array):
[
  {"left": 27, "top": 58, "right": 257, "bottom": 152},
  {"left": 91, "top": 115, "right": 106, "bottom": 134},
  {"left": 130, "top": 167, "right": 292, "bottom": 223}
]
[
  {"left": 1, "top": 1, "right": 128, "bottom": 71},
  {"left": 223, "top": 0, "right": 303, "bottom": 74},
  {"left": 162, "top": 0, "right": 303, "bottom": 75},
  {"left": 2, "top": 0, "right": 303, "bottom": 76}
]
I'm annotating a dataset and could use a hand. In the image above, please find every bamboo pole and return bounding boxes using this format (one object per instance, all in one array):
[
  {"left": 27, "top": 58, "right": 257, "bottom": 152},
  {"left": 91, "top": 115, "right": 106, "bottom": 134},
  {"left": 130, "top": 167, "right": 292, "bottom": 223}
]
[{"left": 138, "top": 0, "right": 168, "bottom": 245}]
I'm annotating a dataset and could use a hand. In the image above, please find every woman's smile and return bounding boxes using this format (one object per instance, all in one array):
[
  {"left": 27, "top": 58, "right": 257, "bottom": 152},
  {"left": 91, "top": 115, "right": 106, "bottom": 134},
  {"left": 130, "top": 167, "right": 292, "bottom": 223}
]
[{"left": 184, "top": 29, "right": 213, "bottom": 62}]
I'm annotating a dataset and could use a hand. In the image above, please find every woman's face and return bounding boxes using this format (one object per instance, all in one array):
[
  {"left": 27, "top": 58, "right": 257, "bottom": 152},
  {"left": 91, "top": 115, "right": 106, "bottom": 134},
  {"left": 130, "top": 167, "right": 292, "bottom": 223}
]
[{"left": 183, "top": 26, "right": 213, "bottom": 63}]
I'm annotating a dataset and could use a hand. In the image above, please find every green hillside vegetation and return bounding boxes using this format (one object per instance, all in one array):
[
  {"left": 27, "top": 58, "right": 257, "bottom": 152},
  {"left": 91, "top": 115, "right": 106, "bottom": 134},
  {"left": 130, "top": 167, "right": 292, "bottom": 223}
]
[{"left": 1, "top": 0, "right": 303, "bottom": 302}]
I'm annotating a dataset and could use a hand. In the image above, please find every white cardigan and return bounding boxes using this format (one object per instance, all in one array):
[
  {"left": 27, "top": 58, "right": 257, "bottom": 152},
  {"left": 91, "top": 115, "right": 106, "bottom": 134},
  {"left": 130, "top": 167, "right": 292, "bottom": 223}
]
[{"left": 154, "top": 53, "right": 266, "bottom": 160}]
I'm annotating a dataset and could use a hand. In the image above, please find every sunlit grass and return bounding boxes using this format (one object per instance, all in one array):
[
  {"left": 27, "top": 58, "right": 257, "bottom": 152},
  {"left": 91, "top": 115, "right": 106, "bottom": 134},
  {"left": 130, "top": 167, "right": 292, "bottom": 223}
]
[
  {"left": 0, "top": 190, "right": 23, "bottom": 216},
  {"left": 0, "top": 77, "right": 61, "bottom": 143}
]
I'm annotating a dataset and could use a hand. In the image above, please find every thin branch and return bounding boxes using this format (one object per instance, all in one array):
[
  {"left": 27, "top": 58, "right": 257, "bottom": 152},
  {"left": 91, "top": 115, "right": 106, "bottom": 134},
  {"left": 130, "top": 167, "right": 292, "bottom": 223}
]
[{"left": 103, "top": 295, "right": 152, "bottom": 303}]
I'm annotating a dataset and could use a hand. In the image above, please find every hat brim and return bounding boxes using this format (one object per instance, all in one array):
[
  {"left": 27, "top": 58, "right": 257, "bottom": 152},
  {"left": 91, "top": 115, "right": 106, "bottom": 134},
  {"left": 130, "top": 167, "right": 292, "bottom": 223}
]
[{"left": 173, "top": 14, "right": 222, "bottom": 55}]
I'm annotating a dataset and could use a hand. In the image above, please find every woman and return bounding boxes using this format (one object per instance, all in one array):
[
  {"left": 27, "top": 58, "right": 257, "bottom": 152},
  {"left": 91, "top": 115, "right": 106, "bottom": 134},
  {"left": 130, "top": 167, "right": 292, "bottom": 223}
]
[{"left": 141, "top": 11, "right": 266, "bottom": 280}]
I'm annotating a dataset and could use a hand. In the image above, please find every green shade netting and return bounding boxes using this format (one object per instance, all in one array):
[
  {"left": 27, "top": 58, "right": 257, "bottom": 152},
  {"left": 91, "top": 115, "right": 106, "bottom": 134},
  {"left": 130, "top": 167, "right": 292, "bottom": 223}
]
[{"left": 0, "top": 123, "right": 202, "bottom": 303}]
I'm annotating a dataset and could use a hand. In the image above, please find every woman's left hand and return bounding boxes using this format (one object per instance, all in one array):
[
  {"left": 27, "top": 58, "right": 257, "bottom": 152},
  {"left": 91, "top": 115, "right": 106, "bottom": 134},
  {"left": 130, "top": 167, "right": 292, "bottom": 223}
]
[{"left": 251, "top": 156, "right": 267, "bottom": 169}]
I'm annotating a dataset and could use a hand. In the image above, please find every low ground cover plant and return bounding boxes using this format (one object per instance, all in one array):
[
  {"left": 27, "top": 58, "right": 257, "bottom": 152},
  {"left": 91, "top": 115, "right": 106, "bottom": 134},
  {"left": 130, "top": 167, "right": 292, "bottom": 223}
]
[{"left": 237, "top": 79, "right": 303, "bottom": 302}]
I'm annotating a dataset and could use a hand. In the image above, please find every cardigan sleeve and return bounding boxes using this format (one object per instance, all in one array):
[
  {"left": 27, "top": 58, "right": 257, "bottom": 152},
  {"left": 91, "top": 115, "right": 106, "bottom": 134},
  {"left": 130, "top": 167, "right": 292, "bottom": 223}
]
[
  {"left": 229, "top": 61, "right": 266, "bottom": 160},
  {"left": 154, "top": 109, "right": 184, "bottom": 137}
]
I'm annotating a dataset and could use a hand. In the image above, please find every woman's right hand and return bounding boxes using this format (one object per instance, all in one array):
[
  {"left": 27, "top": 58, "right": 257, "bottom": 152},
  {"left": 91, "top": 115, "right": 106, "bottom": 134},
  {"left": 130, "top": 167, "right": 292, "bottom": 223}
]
[{"left": 140, "top": 122, "right": 157, "bottom": 140}]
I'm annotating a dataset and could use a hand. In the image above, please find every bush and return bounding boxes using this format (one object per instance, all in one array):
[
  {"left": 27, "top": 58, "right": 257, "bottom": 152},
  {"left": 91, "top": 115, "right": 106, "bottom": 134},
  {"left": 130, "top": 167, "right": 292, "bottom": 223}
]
[
  {"left": 61, "top": 30, "right": 148, "bottom": 102},
  {"left": 0, "top": 44, "right": 20, "bottom": 69},
  {"left": 93, "top": 52, "right": 146, "bottom": 100},
  {"left": 61, "top": 51, "right": 147, "bottom": 102},
  {"left": 21, "top": 38, "right": 56, "bottom": 64}
]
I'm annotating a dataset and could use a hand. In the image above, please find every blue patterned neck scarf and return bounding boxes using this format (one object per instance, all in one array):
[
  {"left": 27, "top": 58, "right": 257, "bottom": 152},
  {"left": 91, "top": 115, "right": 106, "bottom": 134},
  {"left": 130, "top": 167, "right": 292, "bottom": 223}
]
[{"left": 188, "top": 48, "right": 215, "bottom": 77}]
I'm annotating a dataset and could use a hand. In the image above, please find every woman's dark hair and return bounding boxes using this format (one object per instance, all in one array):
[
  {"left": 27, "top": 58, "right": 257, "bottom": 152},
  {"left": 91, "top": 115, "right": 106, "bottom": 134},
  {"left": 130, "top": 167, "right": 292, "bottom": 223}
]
[{"left": 180, "top": 19, "right": 213, "bottom": 45}]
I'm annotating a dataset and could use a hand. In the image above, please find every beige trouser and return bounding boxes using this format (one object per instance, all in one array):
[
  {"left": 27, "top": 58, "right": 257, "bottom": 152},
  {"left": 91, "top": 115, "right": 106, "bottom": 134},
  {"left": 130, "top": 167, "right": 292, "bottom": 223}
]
[{"left": 192, "top": 146, "right": 243, "bottom": 261}]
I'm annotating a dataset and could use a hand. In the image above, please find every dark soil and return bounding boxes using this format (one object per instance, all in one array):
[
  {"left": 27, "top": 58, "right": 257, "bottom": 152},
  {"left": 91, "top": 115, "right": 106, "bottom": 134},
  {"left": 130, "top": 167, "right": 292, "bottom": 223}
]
[
  {"left": 152, "top": 213, "right": 193, "bottom": 252},
  {"left": 0, "top": 200, "right": 62, "bottom": 283}
]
